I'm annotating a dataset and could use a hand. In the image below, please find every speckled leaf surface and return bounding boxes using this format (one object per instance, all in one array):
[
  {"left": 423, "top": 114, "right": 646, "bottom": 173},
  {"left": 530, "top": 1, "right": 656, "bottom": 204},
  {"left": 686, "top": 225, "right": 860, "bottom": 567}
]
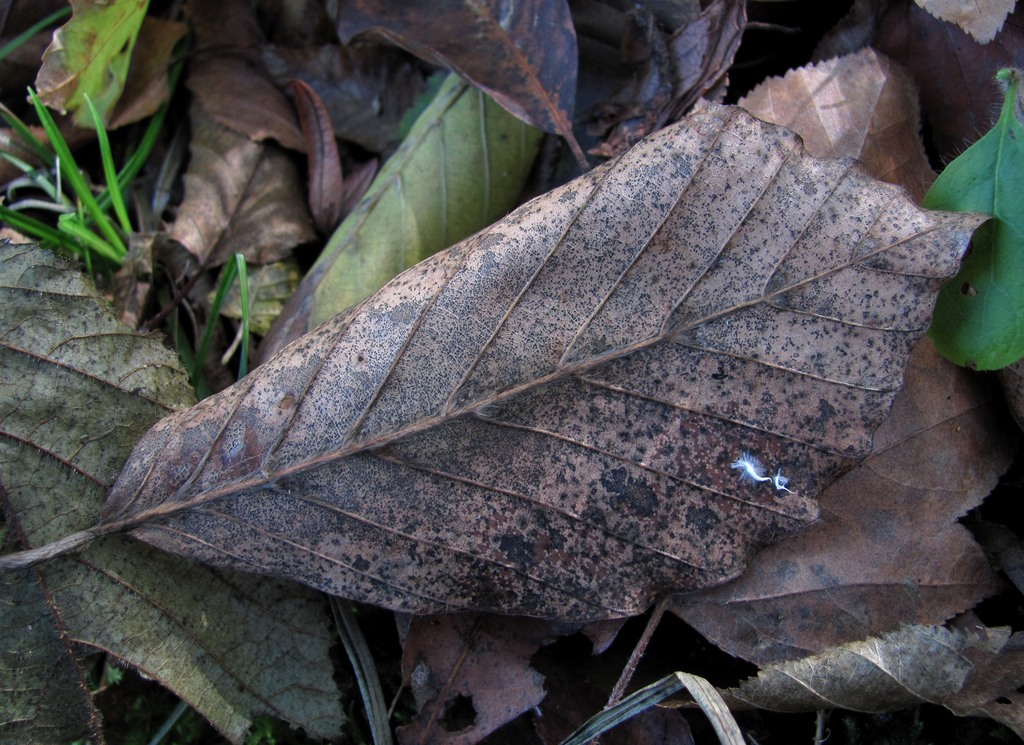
[
  {"left": 0, "top": 244, "right": 343, "bottom": 743},
  {"left": 95, "top": 103, "right": 978, "bottom": 621}
]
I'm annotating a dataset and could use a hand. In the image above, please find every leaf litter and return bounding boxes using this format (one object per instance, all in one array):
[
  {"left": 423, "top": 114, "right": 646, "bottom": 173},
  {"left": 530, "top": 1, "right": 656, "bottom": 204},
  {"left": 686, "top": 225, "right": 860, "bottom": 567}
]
[
  {"left": 0, "top": 245, "right": 343, "bottom": 742},
  {"left": 7, "top": 104, "right": 977, "bottom": 623},
  {"left": 2, "top": 1, "right": 1024, "bottom": 745}
]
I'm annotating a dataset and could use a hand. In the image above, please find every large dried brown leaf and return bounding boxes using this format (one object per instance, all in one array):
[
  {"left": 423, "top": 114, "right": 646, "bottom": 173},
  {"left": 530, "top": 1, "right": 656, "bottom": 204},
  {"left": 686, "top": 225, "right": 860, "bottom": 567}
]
[
  {"left": 23, "top": 103, "right": 978, "bottom": 621},
  {"left": 722, "top": 623, "right": 1024, "bottom": 737},
  {"left": 671, "top": 339, "right": 1010, "bottom": 666},
  {"left": 740, "top": 48, "right": 935, "bottom": 203},
  {"left": 169, "top": 108, "right": 314, "bottom": 267},
  {"left": 330, "top": 0, "right": 585, "bottom": 163},
  {"left": 183, "top": 0, "right": 304, "bottom": 151}
]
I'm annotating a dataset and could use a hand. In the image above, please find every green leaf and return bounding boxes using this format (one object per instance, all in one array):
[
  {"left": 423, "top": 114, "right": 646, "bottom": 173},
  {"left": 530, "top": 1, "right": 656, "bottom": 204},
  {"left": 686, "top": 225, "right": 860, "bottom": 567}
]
[
  {"left": 925, "top": 68, "right": 1024, "bottom": 370},
  {"left": 261, "top": 73, "right": 543, "bottom": 356},
  {"left": 0, "top": 244, "right": 345, "bottom": 743},
  {"left": 35, "top": 0, "right": 148, "bottom": 126}
]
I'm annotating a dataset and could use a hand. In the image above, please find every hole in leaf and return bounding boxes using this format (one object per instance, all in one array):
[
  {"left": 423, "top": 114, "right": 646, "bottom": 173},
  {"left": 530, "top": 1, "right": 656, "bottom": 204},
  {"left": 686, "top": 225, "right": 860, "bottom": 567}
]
[
  {"left": 960, "top": 282, "right": 977, "bottom": 296},
  {"left": 441, "top": 694, "right": 476, "bottom": 732}
]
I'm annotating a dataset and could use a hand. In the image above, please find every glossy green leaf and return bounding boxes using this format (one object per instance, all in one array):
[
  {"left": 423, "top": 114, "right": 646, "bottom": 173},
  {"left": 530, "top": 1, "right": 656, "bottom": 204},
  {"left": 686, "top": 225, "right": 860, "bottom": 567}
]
[
  {"left": 35, "top": 0, "right": 148, "bottom": 126},
  {"left": 260, "top": 73, "right": 543, "bottom": 357},
  {"left": 0, "top": 244, "right": 344, "bottom": 743},
  {"left": 925, "top": 68, "right": 1024, "bottom": 370}
]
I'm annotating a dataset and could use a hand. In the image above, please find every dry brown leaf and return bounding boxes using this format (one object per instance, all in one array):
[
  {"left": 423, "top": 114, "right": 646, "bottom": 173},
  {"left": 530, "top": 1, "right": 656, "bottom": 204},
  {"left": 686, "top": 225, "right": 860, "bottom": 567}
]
[
  {"left": 875, "top": 3, "right": 1024, "bottom": 162},
  {"left": 183, "top": 0, "right": 304, "bottom": 150},
  {"left": 740, "top": 48, "right": 935, "bottom": 203},
  {"left": 587, "top": 0, "right": 745, "bottom": 158},
  {"left": 169, "top": 108, "right": 314, "bottom": 267},
  {"left": 671, "top": 339, "right": 1009, "bottom": 666},
  {"left": 723, "top": 623, "right": 1024, "bottom": 737},
  {"left": 10, "top": 103, "right": 979, "bottom": 621},
  {"left": 913, "top": 0, "right": 1016, "bottom": 43},
  {"left": 290, "top": 78, "right": 344, "bottom": 235},
  {"left": 331, "top": 0, "right": 585, "bottom": 164},
  {"left": 261, "top": 43, "right": 426, "bottom": 153},
  {"left": 107, "top": 17, "right": 187, "bottom": 129},
  {"left": 398, "top": 615, "right": 572, "bottom": 744}
]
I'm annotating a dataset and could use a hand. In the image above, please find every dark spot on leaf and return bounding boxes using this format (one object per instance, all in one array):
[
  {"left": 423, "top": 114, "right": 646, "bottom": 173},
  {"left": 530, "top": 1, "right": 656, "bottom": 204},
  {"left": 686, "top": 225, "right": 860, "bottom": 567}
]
[
  {"left": 500, "top": 534, "right": 534, "bottom": 565},
  {"left": 685, "top": 504, "right": 720, "bottom": 532}
]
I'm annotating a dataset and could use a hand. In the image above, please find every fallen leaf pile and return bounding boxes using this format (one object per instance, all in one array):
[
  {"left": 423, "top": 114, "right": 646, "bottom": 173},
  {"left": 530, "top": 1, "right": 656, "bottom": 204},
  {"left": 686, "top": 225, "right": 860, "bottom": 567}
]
[{"left": 1, "top": 1, "right": 1023, "bottom": 743}]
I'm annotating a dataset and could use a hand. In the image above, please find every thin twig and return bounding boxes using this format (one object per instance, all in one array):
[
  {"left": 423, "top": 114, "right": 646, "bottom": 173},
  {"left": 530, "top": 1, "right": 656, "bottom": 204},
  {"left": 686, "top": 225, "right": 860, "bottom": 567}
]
[
  {"left": 139, "top": 267, "right": 204, "bottom": 332},
  {"left": 607, "top": 596, "right": 671, "bottom": 705}
]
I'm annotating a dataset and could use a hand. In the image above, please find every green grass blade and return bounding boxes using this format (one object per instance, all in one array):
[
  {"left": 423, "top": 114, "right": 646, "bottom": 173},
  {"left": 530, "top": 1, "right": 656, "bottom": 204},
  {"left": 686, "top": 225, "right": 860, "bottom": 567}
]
[
  {"left": 234, "top": 254, "right": 250, "bottom": 379},
  {"left": 0, "top": 204, "right": 79, "bottom": 251},
  {"left": 27, "top": 87, "right": 126, "bottom": 258},
  {"left": 56, "top": 213, "right": 122, "bottom": 263},
  {"left": 0, "top": 150, "right": 44, "bottom": 176},
  {"left": 0, "top": 7, "right": 71, "bottom": 63},
  {"left": 84, "top": 94, "right": 132, "bottom": 234},
  {"left": 0, "top": 103, "right": 57, "bottom": 168},
  {"left": 192, "top": 259, "right": 239, "bottom": 394},
  {"left": 96, "top": 59, "right": 184, "bottom": 215}
]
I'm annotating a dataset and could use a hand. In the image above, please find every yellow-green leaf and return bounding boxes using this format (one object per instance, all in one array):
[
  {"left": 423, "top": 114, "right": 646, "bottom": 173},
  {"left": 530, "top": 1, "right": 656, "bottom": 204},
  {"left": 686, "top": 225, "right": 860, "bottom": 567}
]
[
  {"left": 260, "top": 73, "right": 543, "bottom": 357},
  {"left": 35, "top": 0, "right": 148, "bottom": 125}
]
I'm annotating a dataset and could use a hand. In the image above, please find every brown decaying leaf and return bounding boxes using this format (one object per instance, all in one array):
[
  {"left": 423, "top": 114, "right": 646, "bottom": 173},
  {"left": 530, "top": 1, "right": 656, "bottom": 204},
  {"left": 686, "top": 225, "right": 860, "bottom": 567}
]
[
  {"left": 183, "top": 0, "right": 304, "bottom": 151},
  {"left": 107, "top": 17, "right": 187, "bottom": 129},
  {"left": 290, "top": 78, "right": 344, "bottom": 235},
  {"left": 722, "top": 622, "right": 1024, "bottom": 737},
  {"left": 331, "top": 0, "right": 586, "bottom": 164},
  {"left": 113, "top": 231, "right": 158, "bottom": 328},
  {"left": 79, "top": 103, "right": 978, "bottom": 622},
  {"left": 875, "top": 2, "right": 1024, "bottom": 162},
  {"left": 671, "top": 339, "right": 1010, "bottom": 666},
  {"left": 398, "top": 615, "right": 573, "bottom": 744},
  {"left": 261, "top": 43, "right": 426, "bottom": 153},
  {"left": 740, "top": 48, "right": 935, "bottom": 203},
  {"left": 998, "top": 360, "right": 1024, "bottom": 432},
  {"left": 169, "top": 107, "right": 314, "bottom": 267},
  {"left": 587, "top": 0, "right": 745, "bottom": 158},
  {"left": 913, "top": 0, "right": 1016, "bottom": 44}
]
